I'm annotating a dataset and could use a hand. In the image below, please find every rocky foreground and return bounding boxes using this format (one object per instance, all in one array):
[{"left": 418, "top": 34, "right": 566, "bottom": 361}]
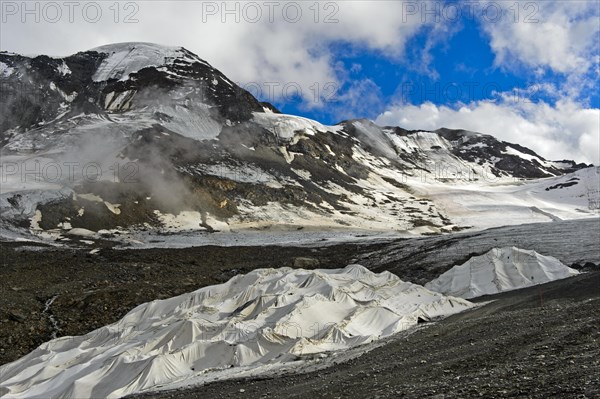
[
  {"left": 1, "top": 219, "right": 598, "bottom": 398},
  {"left": 0, "top": 240, "right": 384, "bottom": 366}
]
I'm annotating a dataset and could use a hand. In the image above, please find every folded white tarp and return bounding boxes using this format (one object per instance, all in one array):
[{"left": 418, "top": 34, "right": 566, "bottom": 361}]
[
  {"left": 425, "top": 247, "right": 579, "bottom": 299},
  {"left": 0, "top": 264, "right": 472, "bottom": 398}
]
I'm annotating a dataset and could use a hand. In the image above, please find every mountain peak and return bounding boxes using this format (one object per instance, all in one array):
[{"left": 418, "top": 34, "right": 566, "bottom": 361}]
[
  {"left": 0, "top": 44, "right": 595, "bottom": 241},
  {"left": 88, "top": 41, "right": 181, "bottom": 53},
  {"left": 86, "top": 42, "right": 208, "bottom": 82}
]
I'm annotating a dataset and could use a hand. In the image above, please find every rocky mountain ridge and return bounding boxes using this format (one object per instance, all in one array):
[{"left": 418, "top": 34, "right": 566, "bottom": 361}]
[{"left": 0, "top": 42, "right": 596, "bottom": 240}]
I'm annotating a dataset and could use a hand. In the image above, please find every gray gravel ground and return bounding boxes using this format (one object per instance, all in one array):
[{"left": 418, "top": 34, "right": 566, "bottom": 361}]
[
  {"left": 354, "top": 218, "right": 600, "bottom": 285},
  {"left": 1, "top": 218, "right": 598, "bottom": 398}
]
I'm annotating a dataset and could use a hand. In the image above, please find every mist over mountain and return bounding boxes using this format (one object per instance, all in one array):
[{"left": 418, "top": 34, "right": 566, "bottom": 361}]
[
  {"left": 0, "top": 42, "right": 597, "bottom": 240},
  {"left": 1, "top": 42, "right": 599, "bottom": 399}
]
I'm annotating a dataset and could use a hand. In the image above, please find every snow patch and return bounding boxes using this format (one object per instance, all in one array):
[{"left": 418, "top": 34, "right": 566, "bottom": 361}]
[
  {"left": 104, "top": 201, "right": 121, "bottom": 215},
  {"left": 291, "top": 168, "right": 311, "bottom": 180},
  {"left": 0, "top": 62, "right": 15, "bottom": 77},
  {"left": 91, "top": 42, "right": 196, "bottom": 82},
  {"left": 67, "top": 228, "right": 96, "bottom": 237},
  {"left": 76, "top": 193, "right": 103, "bottom": 203},
  {"left": 253, "top": 112, "right": 332, "bottom": 141},
  {"left": 153, "top": 210, "right": 205, "bottom": 231},
  {"left": 57, "top": 62, "right": 71, "bottom": 76}
]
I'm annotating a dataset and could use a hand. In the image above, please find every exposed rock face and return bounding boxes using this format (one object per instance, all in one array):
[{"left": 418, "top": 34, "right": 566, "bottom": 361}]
[
  {"left": 0, "top": 43, "right": 592, "bottom": 236},
  {"left": 0, "top": 43, "right": 270, "bottom": 137}
]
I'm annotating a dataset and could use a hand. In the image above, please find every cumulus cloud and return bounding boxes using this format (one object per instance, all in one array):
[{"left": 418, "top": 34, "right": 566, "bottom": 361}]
[
  {"left": 482, "top": 2, "right": 599, "bottom": 77},
  {"left": 373, "top": 1, "right": 600, "bottom": 165},
  {"left": 322, "top": 78, "right": 385, "bottom": 122},
  {"left": 375, "top": 98, "right": 600, "bottom": 165},
  {"left": 3, "top": 0, "right": 597, "bottom": 164},
  {"left": 0, "top": 1, "right": 435, "bottom": 108}
]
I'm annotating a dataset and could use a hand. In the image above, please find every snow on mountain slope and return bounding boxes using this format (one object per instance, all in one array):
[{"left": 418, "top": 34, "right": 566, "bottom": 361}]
[
  {"left": 91, "top": 42, "right": 205, "bottom": 82},
  {"left": 0, "top": 265, "right": 473, "bottom": 398},
  {"left": 425, "top": 247, "right": 580, "bottom": 299},
  {"left": 252, "top": 112, "right": 336, "bottom": 141},
  {"left": 524, "top": 166, "right": 600, "bottom": 212},
  {"left": 0, "top": 61, "right": 15, "bottom": 77},
  {"left": 391, "top": 130, "right": 454, "bottom": 153},
  {"left": 0, "top": 43, "right": 595, "bottom": 241},
  {"left": 408, "top": 166, "right": 600, "bottom": 230}
]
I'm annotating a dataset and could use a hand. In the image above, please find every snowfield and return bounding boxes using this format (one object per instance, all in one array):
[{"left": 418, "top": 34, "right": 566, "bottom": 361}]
[
  {"left": 425, "top": 247, "right": 580, "bottom": 299},
  {"left": 0, "top": 265, "right": 472, "bottom": 398},
  {"left": 2, "top": 42, "right": 597, "bottom": 241},
  {"left": 407, "top": 166, "right": 600, "bottom": 230},
  {"left": 91, "top": 42, "right": 206, "bottom": 82},
  {"left": 252, "top": 112, "right": 339, "bottom": 141}
]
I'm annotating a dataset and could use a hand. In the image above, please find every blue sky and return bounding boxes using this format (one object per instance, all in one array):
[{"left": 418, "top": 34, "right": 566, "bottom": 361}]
[
  {"left": 275, "top": 9, "right": 599, "bottom": 125},
  {"left": 2, "top": 0, "right": 599, "bottom": 163}
]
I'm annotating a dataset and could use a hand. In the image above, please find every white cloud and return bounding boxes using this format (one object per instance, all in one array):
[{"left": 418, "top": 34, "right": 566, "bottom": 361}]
[
  {"left": 372, "top": 1, "right": 600, "bottom": 165},
  {"left": 482, "top": 2, "right": 599, "bottom": 75},
  {"left": 4, "top": 0, "right": 596, "bottom": 165},
  {"left": 375, "top": 98, "right": 600, "bottom": 164},
  {"left": 0, "top": 1, "right": 435, "bottom": 107},
  {"left": 320, "top": 78, "right": 385, "bottom": 121}
]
